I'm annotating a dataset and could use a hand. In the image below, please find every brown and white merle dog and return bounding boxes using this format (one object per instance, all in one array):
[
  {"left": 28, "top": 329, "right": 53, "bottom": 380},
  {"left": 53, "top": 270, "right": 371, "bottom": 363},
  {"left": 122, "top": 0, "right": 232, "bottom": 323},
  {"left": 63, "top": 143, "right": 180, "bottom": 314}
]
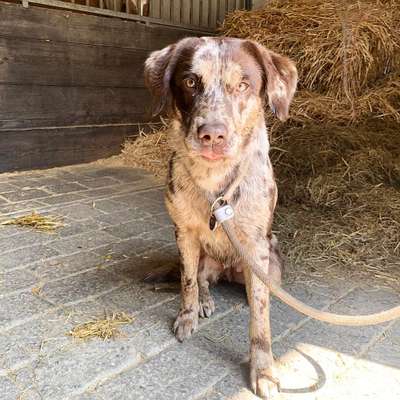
[{"left": 144, "top": 37, "right": 297, "bottom": 399}]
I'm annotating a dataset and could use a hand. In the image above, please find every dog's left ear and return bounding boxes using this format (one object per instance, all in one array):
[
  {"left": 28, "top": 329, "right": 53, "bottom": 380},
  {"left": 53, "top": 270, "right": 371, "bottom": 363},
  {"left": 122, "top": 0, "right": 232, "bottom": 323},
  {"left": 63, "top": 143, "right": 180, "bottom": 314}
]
[
  {"left": 245, "top": 41, "right": 298, "bottom": 121},
  {"left": 144, "top": 37, "right": 200, "bottom": 117}
]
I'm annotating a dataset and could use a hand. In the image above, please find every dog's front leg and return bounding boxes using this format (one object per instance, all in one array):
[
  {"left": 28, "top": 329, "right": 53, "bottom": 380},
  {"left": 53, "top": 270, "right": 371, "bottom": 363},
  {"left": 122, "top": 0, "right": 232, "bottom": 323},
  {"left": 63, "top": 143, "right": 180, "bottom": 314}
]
[
  {"left": 173, "top": 229, "right": 200, "bottom": 341},
  {"left": 243, "top": 241, "right": 279, "bottom": 399}
]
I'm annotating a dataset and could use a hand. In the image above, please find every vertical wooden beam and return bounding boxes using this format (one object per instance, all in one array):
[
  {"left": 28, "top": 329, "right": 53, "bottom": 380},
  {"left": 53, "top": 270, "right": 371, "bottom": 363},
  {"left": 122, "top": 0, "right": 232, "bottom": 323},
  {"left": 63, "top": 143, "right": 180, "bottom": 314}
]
[{"left": 192, "top": 0, "right": 200, "bottom": 26}]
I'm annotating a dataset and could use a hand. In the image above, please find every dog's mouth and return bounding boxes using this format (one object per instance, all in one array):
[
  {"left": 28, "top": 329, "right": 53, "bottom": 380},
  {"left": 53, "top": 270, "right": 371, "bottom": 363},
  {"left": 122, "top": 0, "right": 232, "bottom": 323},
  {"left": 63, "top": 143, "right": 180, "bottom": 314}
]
[{"left": 199, "top": 148, "right": 226, "bottom": 161}]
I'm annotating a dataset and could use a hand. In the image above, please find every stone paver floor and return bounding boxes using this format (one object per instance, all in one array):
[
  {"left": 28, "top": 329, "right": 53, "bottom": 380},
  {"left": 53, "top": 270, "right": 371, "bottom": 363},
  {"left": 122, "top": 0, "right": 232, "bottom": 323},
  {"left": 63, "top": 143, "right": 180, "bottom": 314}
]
[{"left": 0, "top": 164, "right": 399, "bottom": 400}]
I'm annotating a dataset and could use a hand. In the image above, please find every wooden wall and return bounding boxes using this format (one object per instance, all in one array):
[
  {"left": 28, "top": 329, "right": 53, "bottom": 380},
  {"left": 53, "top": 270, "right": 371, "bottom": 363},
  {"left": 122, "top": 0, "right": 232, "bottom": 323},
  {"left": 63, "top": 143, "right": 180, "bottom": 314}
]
[{"left": 0, "top": 2, "right": 195, "bottom": 172}]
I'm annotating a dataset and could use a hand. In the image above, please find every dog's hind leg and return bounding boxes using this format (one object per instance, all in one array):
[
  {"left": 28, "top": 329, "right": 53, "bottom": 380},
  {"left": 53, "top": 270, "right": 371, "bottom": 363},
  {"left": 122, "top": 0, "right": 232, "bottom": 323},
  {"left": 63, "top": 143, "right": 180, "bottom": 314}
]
[
  {"left": 268, "top": 233, "right": 284, "bottom": 285},
  {"left": 197, "top": 255, "right": 223, "bottom": 318}
]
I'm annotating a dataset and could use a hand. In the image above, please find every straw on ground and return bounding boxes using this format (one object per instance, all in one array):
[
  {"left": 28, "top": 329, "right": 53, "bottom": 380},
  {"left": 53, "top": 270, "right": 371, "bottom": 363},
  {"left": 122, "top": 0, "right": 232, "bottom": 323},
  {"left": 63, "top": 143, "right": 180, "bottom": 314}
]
[
  {"left": 68, "top": 312, "right": 134, "bottom": 340},
  {"left": 1, "top": 212, "right": 64, "bottom": 233}
]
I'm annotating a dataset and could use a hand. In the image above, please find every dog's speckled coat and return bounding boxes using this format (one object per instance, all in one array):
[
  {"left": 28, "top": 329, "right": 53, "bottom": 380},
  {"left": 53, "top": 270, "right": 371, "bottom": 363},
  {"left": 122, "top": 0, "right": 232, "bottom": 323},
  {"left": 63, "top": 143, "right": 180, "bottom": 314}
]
[{"left": 144, "top": 36, "right": 297, "bottom": 399}]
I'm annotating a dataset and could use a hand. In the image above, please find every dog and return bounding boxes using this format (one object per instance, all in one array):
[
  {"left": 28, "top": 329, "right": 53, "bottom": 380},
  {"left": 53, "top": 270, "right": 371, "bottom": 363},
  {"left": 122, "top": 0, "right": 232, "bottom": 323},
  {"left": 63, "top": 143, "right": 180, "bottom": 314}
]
[{"left": 144, "top": 36, "right": 297, "bottom": 399}]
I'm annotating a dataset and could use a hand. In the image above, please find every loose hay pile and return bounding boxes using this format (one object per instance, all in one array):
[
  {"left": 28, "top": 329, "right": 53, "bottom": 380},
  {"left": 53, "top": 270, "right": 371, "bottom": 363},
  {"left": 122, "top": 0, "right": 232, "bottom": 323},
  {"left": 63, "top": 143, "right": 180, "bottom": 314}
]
[
  {"left": 68, "top": 312, "right": 134, "bottom": 340},
  {"left": 221, "top": 0, "right": 400, "bottom": 126},
  {"left": 122, "top": 122, "right": 170, "bottom": 178}
]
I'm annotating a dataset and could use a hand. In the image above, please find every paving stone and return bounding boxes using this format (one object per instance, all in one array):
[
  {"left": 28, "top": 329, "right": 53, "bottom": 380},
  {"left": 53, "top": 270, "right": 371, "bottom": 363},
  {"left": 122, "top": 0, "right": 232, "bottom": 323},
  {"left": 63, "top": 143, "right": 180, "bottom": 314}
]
[
  {"left": 0, "top": 200, "right": 45, "bottom": 216},
  {"left": 103, "top": 220, "right": 163, "bottom": 240},
  {"left": 29, "top": 251, "right": 106, "bottom": 280},
  {"left": 276, "top": 287, "right": 399, "bottom": 358},
  {"left": 95, "top": 335, "right": 228, "bottom": 400},
  {"left": 107, "top": 249, "right": 179, "bottom": 281},
  {"left": 133, "top": 188, "right": 166, "bottom": 204},
  {"left": 148, "top": 212, "right": 173, "bottom": 226},
  {"left": 0, "top": 268, "right": 38, "bottom": 295},
  {"left": 95, "top": 282, "right": 177, "bottom": 317},
  {"left": 93, "top": 237, "right": 166, "bottom": 259},
  {"left": 80, "top": 166, "right": 152, "bottom": 181},
  {"left": 93, "top": 208, "right": 152, "bottom": 226},
  {"left": 81, "top": 179, "right": 159, "bottom": 199},
  {"left": 70, "top": 392, "right": 104, "bottom": 400},
  {"left": 199, "top": 373, "right": 248, "bottom": 400},
  {"left": 1, "top": 245, "right": 60, "bottom": 270},
  {"left": 30, "top": 177, "right": 70, "bottom": 187},
  {"left": 141, "top": 226, "right": 175, "bottom": 243},
  {"left": 74, "top": 176, "right": 121, "bottom": 189},
  {"left": 56, "top": 218, "right": 104, "bottom": 238},
  {"left": 49, "top": 231, "right": 118, "bottom": 255},
  {"left": 3, "top": 178, "right": 38, "bottom": 189},
  {"left": 47, "top": 170, "right": 88, "bottom": 182},
  {"left": 0, "top": 311, "right": 69, "bottom": 370},
  {"left": 0, "top": 195, "right": 9, "bottom": 205},
  {"left": 0, "top": 292, "right": 54, "bottom": 330},
  {"left": 1, "top": 189, "right": 50, "bottom": 203},
  {"left": 0, "top": 376, "right": 19, "bottom": 400},
  {"left": 39, "top": 193, "right": 87, "bottom": 206},
  {"left": 39, "top": 269, "right": 126, "bottom": 306},
  {"left": 40, "top": 182, "right": 88, "bottom": 194},
  {"left": 364, "top": 319, "right": 400, "bottom": 368},
  {"left": 0, "top": 231, "right": 50, "bottom": 254},
  {"left": 0, "top": 183, "right": 19, "bottom": 193},
  {"left": 113, "top": 193, "right": 166, "bottom": 214},
  {"left": 34, "top": 338, "right": 141, "bottom": 400},
  {"left": 54, "top": 203, "right": 106, "bottom": 221},
  {"left": 129, "top": 284, "right": 246, "bottom": 357},
  {"left": 89, "top": 199, "right": 129, "bottom": 213},
  {"left": 0, "top": 225, "right": 21, "bottom": 238}
]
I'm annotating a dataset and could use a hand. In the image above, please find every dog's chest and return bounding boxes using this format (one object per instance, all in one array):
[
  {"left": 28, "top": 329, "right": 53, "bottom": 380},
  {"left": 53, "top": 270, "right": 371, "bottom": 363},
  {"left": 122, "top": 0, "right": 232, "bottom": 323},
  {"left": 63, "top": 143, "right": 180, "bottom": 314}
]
[{"left": 198, "top": 225, "right": 238, "bottom": 265}]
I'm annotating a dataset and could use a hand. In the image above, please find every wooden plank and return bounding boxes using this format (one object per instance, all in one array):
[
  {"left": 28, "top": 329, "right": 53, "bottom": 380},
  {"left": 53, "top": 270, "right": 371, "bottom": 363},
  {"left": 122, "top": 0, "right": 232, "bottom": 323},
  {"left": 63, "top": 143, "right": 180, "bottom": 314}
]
[
  {"left": 181, "top": 0, "right": 191, "bottom": 25},
  {"left": 0, "top": 84, "right": 151, "bottom": 130},
  {"left": 192, "top": 0, "right": 200, "bottom": 26},
  {"left": 0, "top": 2, "right": 196, "bottom": 50},
  {"left": 217, "top": 0, "right": 227, "bottom": 25},
  {"left": 0, "top": 124, "right": 146, "bottom": 172},
  {"left": 200, "top": 0, "right": 209, "bottom": 27},
  {"left": 149, "top": 0, "right": 161, "bottom": 18},
  {"left": 209, "top": 0, "right": 218, "bottom": 28},
  {"left": 0, "top": 37, "right": 149, "bottom": 88},
  {"left": 161, "top": 0, "right": 171, "bottom": 21},
  {"left": 171, "top": 0, "right": 180, "bottom": 24},
  {"left": 228, "top": 0, "right": 236, "bottom": 12}
]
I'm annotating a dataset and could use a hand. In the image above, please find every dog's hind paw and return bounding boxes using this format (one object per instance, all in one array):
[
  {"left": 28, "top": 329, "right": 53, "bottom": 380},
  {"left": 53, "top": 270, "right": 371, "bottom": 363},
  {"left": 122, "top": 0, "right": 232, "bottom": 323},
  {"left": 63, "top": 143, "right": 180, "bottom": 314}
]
[
  {"left": 173, "top": 308, "right": 199, "bottom": 342},
  {"left": 199, "top": 294, "right": 215, "bottom": 318}
]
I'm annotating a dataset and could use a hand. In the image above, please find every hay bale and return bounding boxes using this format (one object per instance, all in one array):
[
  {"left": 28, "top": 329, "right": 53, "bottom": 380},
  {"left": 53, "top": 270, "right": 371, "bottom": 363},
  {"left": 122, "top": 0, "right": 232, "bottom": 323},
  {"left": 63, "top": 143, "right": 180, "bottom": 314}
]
[{"left": 221, "top": 0, "right": 400, "bottom": 125}]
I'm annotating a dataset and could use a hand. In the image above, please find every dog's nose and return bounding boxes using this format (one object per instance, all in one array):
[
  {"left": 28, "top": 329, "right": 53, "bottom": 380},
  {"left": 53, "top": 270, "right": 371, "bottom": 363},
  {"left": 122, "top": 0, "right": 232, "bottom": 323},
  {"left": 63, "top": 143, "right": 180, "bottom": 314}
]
[{"left": 197, "top": 123, "right": 227, "bottom": 146}]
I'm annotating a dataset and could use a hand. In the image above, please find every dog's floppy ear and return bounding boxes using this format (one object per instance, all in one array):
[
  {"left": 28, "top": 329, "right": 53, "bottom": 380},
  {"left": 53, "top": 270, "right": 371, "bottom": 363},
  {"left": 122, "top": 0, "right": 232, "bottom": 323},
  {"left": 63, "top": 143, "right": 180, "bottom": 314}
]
[
  {"left": 244, "top": 41, "right": 297, "bottom": 121},
  {"left": 144, "top": 44, "right": 176, "bottom": 116},
  {"left": 144, "top": 37, "right": 200, "bottom": 117}
]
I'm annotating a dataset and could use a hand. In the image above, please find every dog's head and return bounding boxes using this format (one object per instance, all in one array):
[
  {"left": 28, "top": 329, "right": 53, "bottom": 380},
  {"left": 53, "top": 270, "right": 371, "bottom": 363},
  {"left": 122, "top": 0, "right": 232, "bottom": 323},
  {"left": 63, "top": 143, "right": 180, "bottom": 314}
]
[{"left": 145, "top": 37, "right": 297, "bottom": 163}]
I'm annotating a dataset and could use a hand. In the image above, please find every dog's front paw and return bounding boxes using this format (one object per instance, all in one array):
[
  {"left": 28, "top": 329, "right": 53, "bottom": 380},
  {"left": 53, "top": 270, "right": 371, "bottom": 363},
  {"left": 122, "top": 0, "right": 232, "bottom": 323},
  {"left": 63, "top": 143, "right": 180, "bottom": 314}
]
[
  {"left": 199, "top": 293, "right": 215, "bottom": 318},
  {"left": 173, "top": 308, "right": 199, "bottom": 342},
  {"left": 250, "top": 363, "right": 280, "bottom": 399}
]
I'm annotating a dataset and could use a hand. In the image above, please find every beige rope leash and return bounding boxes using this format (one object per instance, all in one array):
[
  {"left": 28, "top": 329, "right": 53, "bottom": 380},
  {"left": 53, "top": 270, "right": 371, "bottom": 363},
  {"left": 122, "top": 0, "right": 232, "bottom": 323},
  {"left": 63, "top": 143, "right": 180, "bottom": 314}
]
[{"left": 219, "top": 215, "right": 400, "bottom": 326}]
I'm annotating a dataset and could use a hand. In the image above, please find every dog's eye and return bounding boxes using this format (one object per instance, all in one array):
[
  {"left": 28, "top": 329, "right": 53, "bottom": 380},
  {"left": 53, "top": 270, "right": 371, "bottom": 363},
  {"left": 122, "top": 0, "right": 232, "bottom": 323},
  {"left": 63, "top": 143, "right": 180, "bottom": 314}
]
[
  {"left": 184, "top": 78, "right": 196, "bottom": 89},
  {"left": 238, "top": 82, "right": 249, "bottom": 92}
]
